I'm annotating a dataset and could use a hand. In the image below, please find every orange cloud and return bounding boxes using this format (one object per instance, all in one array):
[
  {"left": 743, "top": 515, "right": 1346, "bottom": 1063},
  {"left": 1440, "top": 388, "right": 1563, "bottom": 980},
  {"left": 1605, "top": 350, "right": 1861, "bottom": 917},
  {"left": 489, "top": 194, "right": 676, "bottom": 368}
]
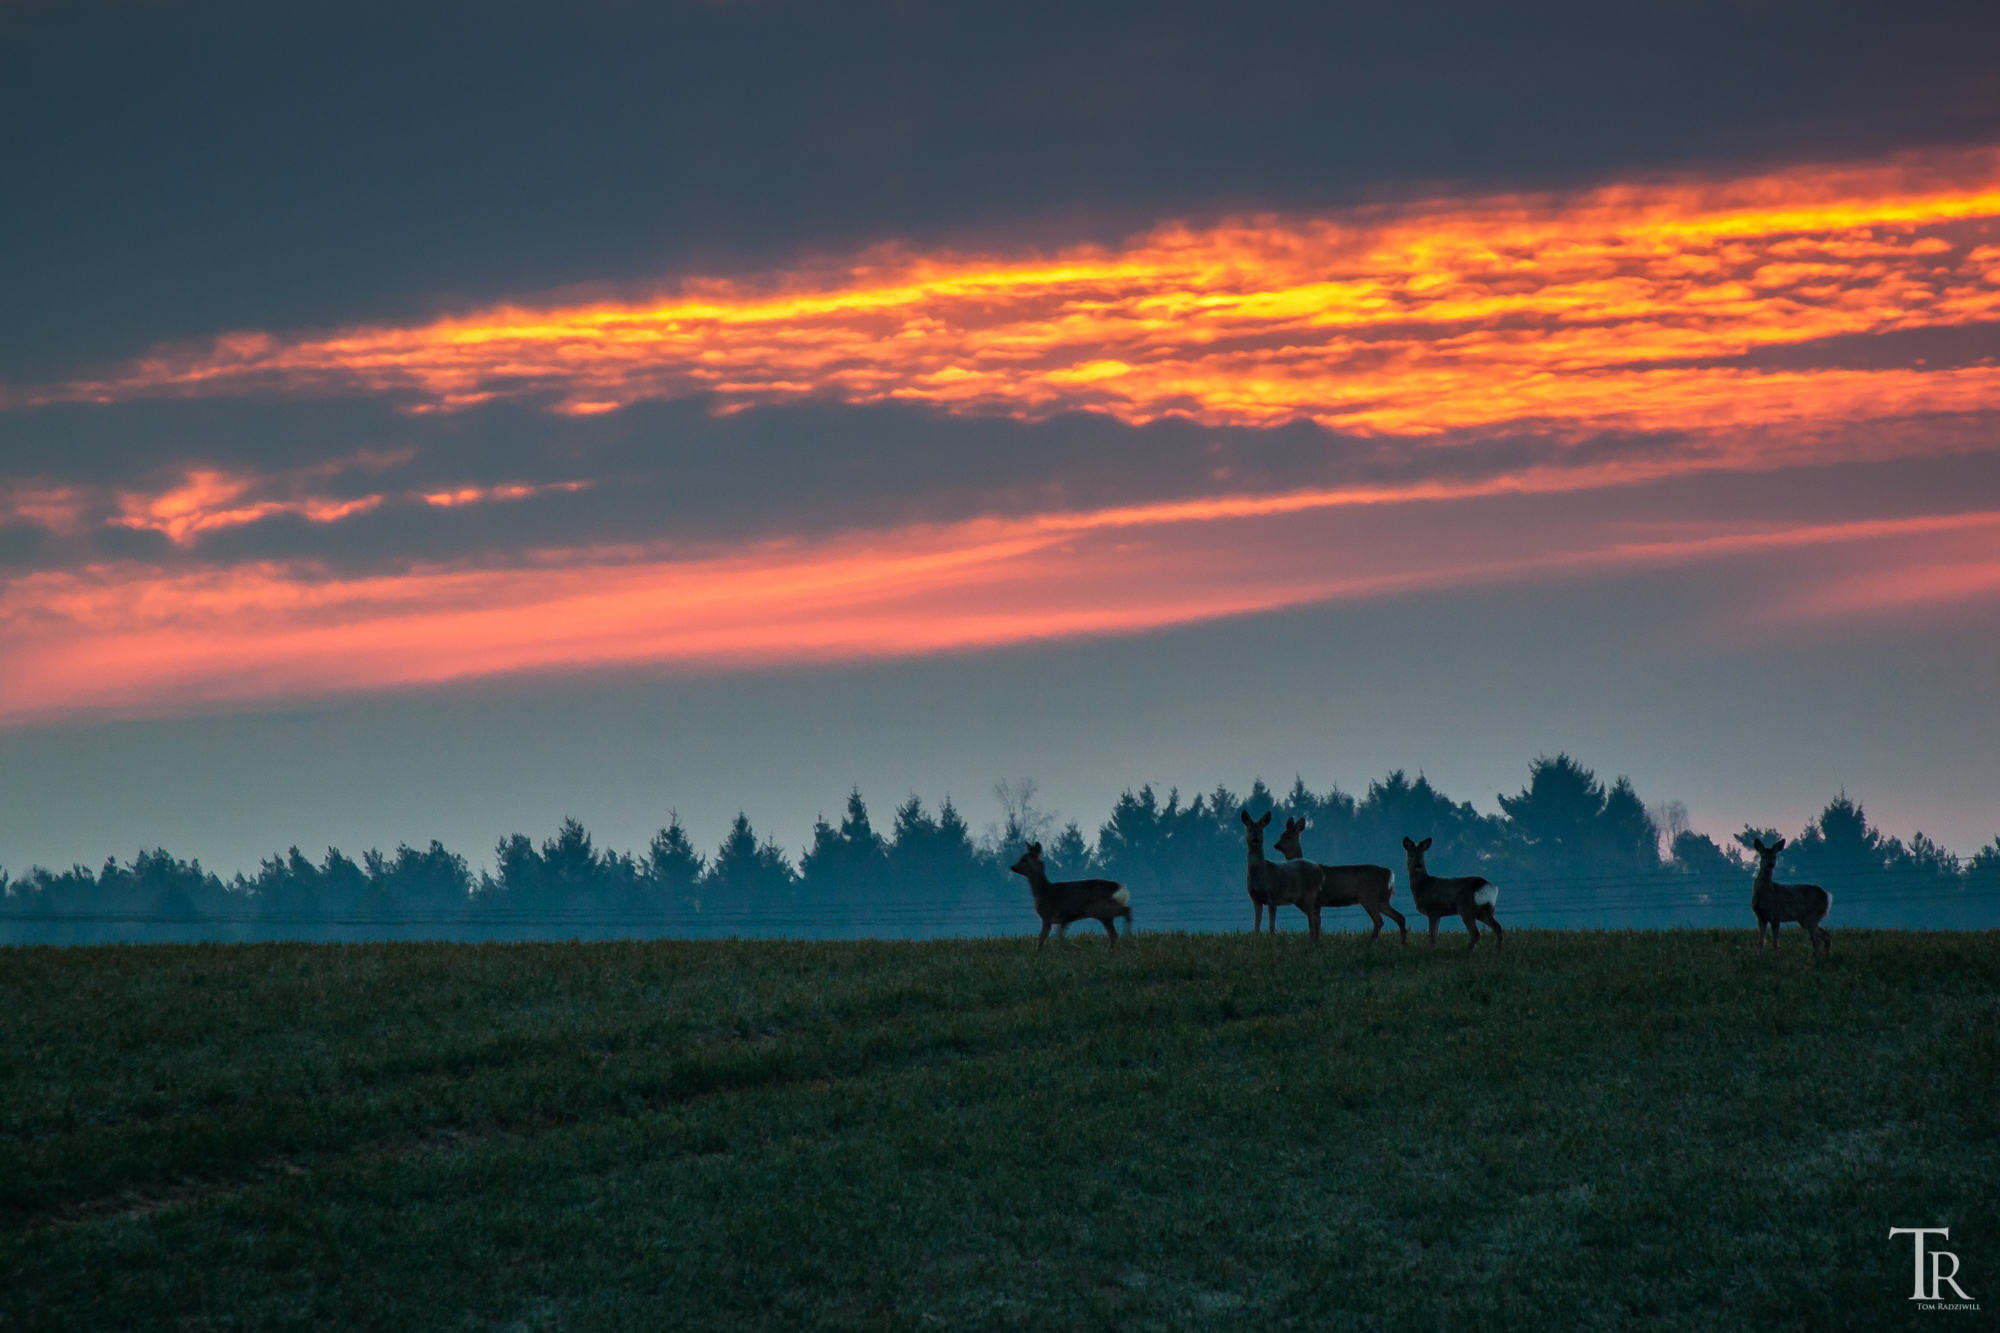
[
  {"left": 111, "top": 470, "right": 384, "bottom": 544},
  {"left": 0, "top": 486, "right": 95, "bottom": 536},
  {"left": 5, "top": 469, "right": 1995, "bottom": 725},
  {"left": 19, "top": 148, "right": 2000, "bottom": 445},
  {"left": 0, "top": 464, "right": 596, "bottom": 547},
  {"left": 421, "top": 480, "right": 592, "bottom": 508}
]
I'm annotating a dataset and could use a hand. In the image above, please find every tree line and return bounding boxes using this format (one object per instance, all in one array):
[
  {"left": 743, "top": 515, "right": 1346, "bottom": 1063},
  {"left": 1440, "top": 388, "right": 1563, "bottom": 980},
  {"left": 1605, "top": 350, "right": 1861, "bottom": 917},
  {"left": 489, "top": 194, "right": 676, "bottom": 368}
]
[{"left": 3, "top": 754, "right": 1994, "bottom": 945}]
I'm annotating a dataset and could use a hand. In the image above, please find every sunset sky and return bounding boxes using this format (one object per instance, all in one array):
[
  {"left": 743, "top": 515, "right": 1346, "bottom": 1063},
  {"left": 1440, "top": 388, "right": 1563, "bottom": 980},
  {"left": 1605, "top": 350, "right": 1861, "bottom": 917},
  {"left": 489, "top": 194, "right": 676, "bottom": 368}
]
[{"left": 3, "top": 0, "right": 1998, "bottom": 875}]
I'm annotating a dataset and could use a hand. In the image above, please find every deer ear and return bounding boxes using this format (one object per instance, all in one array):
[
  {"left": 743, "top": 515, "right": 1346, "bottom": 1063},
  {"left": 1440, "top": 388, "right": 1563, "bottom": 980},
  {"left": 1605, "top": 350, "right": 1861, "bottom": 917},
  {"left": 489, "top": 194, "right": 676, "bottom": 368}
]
[
  {"left": 1258, "top": 811, "right": 1272, "bottom": 827},
  {"left": 1240, "top": 809, "right": 1252, "bottom": 826},
  {"left": 1420, "top": 837, "right": 1433, "bottom": 851},
  {"left": 1029, "top": 841, "right": 1041, "bottom": 854},
  {"left": 1402, "top": 836, "right": 1416, "bottom": 850},
  {"left": 1773, "top": 837, "right": 1786, "bottom": 852}
]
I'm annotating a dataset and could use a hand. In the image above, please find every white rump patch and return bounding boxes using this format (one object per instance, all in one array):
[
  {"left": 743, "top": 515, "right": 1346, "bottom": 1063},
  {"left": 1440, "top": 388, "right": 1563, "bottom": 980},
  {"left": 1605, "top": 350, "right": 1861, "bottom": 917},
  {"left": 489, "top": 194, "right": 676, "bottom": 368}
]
[
  {"left": 1474, "top": 884, "right": 1499, "bottom": 907},
  {"left": 1112, "top": 886, "right": 1131, "bottom": 906}
]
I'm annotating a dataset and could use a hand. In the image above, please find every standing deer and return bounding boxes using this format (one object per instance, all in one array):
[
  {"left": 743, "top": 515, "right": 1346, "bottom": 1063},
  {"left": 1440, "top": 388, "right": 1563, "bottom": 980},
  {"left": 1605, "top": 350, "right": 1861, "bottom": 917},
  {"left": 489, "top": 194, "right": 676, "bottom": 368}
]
[
  {"left": 1275, "top": 817, "right": 1407, "bottom": 943},
  {"left": 1010, "top": 842, "right": 1132, "bottom": 948},
  {"left": 1242, "top": 809, "right": 1323, "bottom": 943},
  {"left": 1401, "top": 836, "right": 1502, "bottom": 951},
  {"left": 1749, "top": 837, "right": 1831, "bottom": 957}
]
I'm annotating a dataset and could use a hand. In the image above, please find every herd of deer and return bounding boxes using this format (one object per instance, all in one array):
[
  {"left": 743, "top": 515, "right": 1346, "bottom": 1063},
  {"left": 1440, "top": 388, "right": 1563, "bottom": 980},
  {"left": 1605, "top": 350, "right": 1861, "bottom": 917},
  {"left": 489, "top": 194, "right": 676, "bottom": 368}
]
[{"left": 1008, "top": 814, "right": 1835, "bottom": 956}]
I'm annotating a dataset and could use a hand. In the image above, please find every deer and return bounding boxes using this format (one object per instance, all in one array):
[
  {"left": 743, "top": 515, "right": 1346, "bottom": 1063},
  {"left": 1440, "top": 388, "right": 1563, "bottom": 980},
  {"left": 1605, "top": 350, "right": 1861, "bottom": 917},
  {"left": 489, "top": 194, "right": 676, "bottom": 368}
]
[
  {"left": 1009, "top": 842, "right": 1132, "bottom": 948},
  {"left": 1401, "top": 835, "right": 1502, "bottom": 951},
  {"left": 1749, "top": 837, "right": 1831, "bottom": 957},
  {"left": 1275, "top": 817, "right": 1407, "bottom": 943},
  {"left": 1241, "top": 809, "right": 1323, "bottom": 943}
]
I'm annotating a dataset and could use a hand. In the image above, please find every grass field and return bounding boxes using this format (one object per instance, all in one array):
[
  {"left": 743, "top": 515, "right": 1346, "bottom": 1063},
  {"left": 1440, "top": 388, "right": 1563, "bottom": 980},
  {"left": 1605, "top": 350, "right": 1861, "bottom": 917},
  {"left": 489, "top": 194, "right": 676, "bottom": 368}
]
[{"left": 3, "top": 929, "right": 1996, "bottom": 1330}]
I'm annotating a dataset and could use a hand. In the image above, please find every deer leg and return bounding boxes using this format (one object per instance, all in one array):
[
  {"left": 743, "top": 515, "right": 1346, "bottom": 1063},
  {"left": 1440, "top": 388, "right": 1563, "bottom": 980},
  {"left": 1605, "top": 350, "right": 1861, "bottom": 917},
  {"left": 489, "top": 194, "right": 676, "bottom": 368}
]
[
  {"left": 1386, "top": 904, "right": 1408, "bottom": 941},
  {"left": 1101, "top": 916, "right": 1118, "bottom": 947},
  {"left": 1309, "top": 904, "right": 1322, "bottom": 944},
  {"left": 1427, "top": 915, "right": 1440, "bottom": 947},
  {"left": 1481, "top": 904, "right": 1503, "bottom": 950},
  {"left": 1364, "top": 905, "right": 1384, "bottom": 942},
  {"left": 1462, "top": 911, "right": 1480, "bottom": 950},
  {"left": 1038, "top": 918, "right": 1053, "bottom": 949}
]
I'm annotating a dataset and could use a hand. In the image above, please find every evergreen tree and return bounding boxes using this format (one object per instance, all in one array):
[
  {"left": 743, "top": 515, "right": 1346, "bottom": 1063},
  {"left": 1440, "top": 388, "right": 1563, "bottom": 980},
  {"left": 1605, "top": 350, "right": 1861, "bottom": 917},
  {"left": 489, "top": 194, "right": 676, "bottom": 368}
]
[
  {"left": 1497, "top": 755, "right": 1660, "bottom": 891},
  {"left": 1096, "top": 785, "right": 1168, "bottom": 890},
  {"left": 1783, "top": 794, "right": 1888, "bottom": 885},
  {"left": 645, "top": 813, "right": 707, "bottom": 905},
  {"left": 364, "top": 841, "right": 473, "bottom": 934},
  {"left": 885, "top": 794, "right": 989, "bottom": 933},
  {"left": 1498, "top": 754, "right": 1607, "bottom": 864},
  {"left": 1733, "top": 825, "right": 1782, "bottom": 857},
  {"left": 1354, "top": 770, "right": 1494, "bottom": 870},
  {"left": 250, "top": 847, "right": 325, "bottom": 934},
  {"left": 1903, "top": 832, "right": 1961, "bottom": 881},
  {"left": 1669, "top": 830, "right": 1743, "bottom": 881},
  {"left": 540, "top": 818, "right": 601, "bottom": 894},
  {"left": 800, "top": 789, "right": 890, "bottom": 894},
  {"left": 1044, "top": 820, "right": 1093, "bottom": 879},
  {"left": 1600, "top": 778, "right": 1663, "bottom": 872},
  {"left": 1967, "top": 838, "right": 2000, "bottom": 892},
  {"left": 1282, "top": 778, "right": 1358, "bottom": 862},
  {"left": 705, "top": 813, "right": 796, "bottom": 927}
]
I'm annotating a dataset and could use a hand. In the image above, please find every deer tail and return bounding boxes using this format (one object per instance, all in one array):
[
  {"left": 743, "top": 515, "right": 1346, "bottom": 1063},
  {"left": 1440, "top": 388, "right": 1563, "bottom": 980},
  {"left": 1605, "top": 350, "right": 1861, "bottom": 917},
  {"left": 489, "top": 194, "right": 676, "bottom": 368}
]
[
  {"left": 1474, "top": 882, "right": 1499, "bottom": 907},
  {"left": 1112, "top": 885, "right": 1131, "bottom": 907}
]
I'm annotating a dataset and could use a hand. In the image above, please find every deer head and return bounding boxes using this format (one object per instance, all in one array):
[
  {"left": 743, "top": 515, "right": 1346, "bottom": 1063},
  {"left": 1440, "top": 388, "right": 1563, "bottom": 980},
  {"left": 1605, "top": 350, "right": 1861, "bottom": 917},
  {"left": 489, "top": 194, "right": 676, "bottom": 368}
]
[
  {"left": 1750, "top": 837, "right": 1787, "bottom": 874},
  {"left": 1009, "top": 842, "right": 1045, "bottom": 878},
  {"left": 1239, "top": 808, "right": 1273, "bottom": 857}
]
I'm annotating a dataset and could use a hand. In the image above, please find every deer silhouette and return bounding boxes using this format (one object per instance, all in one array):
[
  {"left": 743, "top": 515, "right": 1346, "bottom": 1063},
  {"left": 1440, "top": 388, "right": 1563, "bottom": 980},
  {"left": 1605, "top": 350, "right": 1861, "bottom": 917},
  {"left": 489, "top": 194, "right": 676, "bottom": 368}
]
[
  {"left": 1401, "top": 835, "right": 1502, "bottom": 951},
  {"left": 1275, "top": 817, "right": 1406, "bottom": 942},
  {"left": 1010, "top": 842, "right": 1132, "bottom": 948},
  {"left": 1242, "top": 809, "right": 1322, "bottom": 942},
  {"left": 1749, "top": 837, "right": 1831, "bottom": 957}
]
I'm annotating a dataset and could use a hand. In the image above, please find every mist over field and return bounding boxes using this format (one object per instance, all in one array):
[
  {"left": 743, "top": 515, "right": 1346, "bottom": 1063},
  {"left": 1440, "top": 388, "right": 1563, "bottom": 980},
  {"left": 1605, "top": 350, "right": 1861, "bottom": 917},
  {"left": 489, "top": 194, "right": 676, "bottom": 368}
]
[{"left": 6, "top": 755, "right": 1993, "bottom": 944}]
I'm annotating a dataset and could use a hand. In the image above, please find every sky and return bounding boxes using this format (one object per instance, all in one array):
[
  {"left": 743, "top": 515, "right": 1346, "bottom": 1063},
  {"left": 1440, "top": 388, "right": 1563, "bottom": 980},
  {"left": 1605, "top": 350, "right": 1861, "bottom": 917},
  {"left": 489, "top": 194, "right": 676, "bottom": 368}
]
[{"left": 3, "top": 0, "right": 1998, "bottom": 877}]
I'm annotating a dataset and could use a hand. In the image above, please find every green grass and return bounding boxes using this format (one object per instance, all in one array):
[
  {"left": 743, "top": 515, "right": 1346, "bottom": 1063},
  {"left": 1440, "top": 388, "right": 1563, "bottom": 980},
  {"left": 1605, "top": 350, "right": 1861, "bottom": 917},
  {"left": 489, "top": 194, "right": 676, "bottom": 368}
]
[{"left": 3, "top": 930, "right": 1996, "bottom": 1331}]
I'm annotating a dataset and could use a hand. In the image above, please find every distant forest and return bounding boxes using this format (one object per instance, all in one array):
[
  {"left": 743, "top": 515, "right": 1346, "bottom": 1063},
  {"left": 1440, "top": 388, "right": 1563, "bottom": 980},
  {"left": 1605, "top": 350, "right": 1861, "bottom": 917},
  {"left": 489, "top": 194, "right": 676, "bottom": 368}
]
[{"left": 3, "top": 755, "right": 1995, "bottom": 944}]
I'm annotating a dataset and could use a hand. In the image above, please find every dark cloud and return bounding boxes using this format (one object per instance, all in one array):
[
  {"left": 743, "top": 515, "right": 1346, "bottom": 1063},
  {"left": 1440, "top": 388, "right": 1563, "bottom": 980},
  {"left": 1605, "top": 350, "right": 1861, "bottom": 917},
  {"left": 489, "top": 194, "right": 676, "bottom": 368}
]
[
  {"left": 0, "top": 389, "right": 1552, "bottom": 564},
  {"left": 11, "top": 380, "right": 2000, "bottom": 576},
  {"left": 1729, "top": 322, "right": 2000, "bottom": 374},
  {"left": 4, "top": 0, "right": 1996, "bottom": 378},
  {"left": 15, "top": 386, "right": 1986, "bottom": 576}
]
